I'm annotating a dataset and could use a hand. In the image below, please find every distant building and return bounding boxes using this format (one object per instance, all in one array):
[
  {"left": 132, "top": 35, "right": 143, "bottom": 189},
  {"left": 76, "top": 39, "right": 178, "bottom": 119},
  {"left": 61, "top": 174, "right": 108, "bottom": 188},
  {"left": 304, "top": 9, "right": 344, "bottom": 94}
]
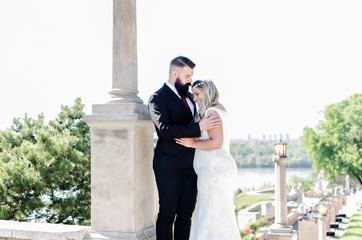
[{"left": 286, "top": 134, "right": 290, "bottom": 142}]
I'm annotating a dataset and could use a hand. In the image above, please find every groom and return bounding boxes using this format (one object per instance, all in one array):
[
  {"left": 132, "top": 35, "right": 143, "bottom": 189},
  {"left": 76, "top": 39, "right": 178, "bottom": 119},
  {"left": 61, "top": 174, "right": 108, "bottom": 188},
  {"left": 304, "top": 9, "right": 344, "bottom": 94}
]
[{"left": 148, "top": 56, "right": 219, "bottom": 240}]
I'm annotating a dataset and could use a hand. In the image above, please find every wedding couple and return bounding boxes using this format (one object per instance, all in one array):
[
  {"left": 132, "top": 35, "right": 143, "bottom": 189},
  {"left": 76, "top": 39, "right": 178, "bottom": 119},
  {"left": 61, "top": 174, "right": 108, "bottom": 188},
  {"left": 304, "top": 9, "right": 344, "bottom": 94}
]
[{"left": 148, "top": 56, "right": 241, "bottom": 240}]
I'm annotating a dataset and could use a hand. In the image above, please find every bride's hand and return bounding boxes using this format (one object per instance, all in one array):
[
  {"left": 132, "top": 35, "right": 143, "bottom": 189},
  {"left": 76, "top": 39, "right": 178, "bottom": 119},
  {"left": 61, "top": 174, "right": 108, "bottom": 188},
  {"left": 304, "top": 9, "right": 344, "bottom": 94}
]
[
  {"left": 175, "top": 138, "right": 195, "bottom": 148},
  {"left": 199, "top": 113, "right": 221, "bottom": 131}
]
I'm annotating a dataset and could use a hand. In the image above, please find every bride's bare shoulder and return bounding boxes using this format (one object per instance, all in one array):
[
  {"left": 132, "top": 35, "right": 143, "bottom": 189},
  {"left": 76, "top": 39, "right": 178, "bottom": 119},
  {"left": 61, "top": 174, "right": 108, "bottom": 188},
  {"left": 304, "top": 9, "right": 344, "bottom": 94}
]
[
  {"left": 206, "top": 104, "right": 227, "bottom": 117},
  {"left": 214, "top": 104, "right": 227, "bottom": 112}
]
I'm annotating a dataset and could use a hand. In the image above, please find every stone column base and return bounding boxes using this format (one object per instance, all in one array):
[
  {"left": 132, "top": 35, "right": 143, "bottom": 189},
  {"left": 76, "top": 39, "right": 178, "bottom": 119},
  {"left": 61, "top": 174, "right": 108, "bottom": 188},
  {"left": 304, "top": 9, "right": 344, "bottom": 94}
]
[
  {"left": 268, "top": 223, "right": 296, "bottom": 240},
  {"left": 84, "top": 226, "right": 156, "bottom": 240}
]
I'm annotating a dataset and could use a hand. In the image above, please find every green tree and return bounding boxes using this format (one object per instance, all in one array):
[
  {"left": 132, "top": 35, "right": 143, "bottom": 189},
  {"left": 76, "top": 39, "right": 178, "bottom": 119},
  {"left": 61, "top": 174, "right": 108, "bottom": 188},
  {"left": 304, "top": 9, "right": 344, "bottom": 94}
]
[
  {"left": 0, "top": 98, "right": 90, "bottom": 224},
  {"left": 302, "top": 93, "right": 362, "bottom": 185},
  {"left": 230, "top": 139, "right": 311, "bottom": 168},
  {"left": 287, "top": 140, "right": 312, "bottom": 168},
  {"left": 287, "top": 173, "right": 317, "bottom": 193}
]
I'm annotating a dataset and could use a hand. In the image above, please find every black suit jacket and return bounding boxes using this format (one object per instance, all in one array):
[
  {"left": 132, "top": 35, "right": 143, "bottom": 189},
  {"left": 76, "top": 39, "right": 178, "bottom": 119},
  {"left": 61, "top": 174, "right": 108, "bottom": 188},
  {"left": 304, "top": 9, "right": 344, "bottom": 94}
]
[{"left": 148, "top": 84, "right": 201, "bottom": 171}]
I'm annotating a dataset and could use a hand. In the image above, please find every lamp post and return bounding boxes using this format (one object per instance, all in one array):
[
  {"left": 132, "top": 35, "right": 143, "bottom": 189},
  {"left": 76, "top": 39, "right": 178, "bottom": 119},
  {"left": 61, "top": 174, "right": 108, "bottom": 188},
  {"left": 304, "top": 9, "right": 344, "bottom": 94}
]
[
  {"left": 273, "top": 141, "right": 288, "bottom": 226},
  {"left": 268, "top": 141, "right": 295, "bottom": 240},
  {"left": 319, "top": 205, "right": 327, "bottom": 216},
  {"left": 318, "top": 204, "right": 328, "bottom": 240}
]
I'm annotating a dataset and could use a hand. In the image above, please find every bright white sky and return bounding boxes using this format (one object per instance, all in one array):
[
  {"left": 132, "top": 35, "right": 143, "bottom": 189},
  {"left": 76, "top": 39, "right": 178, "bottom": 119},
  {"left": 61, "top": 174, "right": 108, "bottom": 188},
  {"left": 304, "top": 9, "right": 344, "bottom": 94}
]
[{"left": 1, "top": 0, "right": 361, "bottom": 140}]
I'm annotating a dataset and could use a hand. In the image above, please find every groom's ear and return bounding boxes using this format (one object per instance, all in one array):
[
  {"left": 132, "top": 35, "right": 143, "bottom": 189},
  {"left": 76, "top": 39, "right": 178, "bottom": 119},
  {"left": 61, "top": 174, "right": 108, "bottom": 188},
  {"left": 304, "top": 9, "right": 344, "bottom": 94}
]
[{"left": 171, "top": 70, "right": 178, "bottom": 79}]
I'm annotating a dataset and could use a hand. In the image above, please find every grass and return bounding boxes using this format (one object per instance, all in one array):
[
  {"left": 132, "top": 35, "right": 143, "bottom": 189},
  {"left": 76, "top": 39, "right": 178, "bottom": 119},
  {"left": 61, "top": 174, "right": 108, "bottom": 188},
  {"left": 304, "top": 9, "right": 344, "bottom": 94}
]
[
  {"left": 241, "top": 235, "right": 250, "bottom": 240},
  {"left": 341, "top": 211, "right": 362, "bottom": 240},
  {"left": 234, "top": 193, "right": 274, "bottom": 238},
  {"left": 234, "top": 193, "right": 274, "bottom": 211}
]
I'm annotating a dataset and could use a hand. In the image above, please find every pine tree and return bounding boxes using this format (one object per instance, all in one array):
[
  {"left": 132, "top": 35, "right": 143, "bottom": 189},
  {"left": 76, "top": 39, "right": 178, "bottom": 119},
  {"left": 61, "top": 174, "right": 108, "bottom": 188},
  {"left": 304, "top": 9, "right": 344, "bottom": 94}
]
[{"left": 0, "top": 98, "right": 90, "bottom": 225}]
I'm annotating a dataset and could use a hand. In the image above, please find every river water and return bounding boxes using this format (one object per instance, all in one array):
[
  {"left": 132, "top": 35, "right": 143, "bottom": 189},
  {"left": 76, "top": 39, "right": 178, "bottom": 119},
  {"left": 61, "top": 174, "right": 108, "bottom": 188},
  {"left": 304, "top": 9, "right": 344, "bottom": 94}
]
[{"left": 236, "top": 168, "right": 313, "bottom": 191}]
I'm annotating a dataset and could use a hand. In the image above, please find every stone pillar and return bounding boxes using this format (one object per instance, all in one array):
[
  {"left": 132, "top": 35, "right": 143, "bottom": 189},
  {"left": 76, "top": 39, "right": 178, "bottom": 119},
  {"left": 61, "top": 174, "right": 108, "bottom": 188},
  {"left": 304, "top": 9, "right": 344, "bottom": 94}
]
[
  {"left": 274, "top": 156, "right": 288, "bottom": 226},
  {"left": 318, "top": 215, "right": 328, "bottom": 240},
  {"left": 83, "top": 0, "right": 156, "bottom": 239},
  {"left": 317, "top": 174, "right": 323, "bottom": 197},
  {"left": 345, "top": 175, "right": 350, "bottom": 194},
  {"left": 261, "top": 201, "right": 274, "bottom": 219},
  {"left": 108, "top": 0, "right": 142, "bottom": 104},
  {"left": 268, "top": 156, "right": 296, "bottom": 240},
  {"left": 297, "top": 182, "right": 304, "bottom": 204},
  {"left": 329, "top": 200, "right": 336, "bottom": 224}
]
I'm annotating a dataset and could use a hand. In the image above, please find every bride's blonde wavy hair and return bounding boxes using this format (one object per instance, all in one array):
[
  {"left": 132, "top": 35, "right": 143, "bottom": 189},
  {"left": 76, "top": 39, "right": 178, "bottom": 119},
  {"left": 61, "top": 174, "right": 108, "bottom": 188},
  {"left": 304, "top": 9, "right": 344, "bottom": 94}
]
[{"left": 192, "top": 80, "right": 219, "bottom": 122}]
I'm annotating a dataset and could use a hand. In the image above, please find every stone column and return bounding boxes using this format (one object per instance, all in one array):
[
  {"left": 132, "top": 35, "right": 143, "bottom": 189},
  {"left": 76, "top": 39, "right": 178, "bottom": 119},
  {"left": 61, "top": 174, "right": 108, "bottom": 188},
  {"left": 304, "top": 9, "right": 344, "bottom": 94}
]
[
  {"left": 268, "top": 156, "right": 296, "bottom": 240},
  {"left": 261, "top": 201, "right": 274, "bottom": 219},
  {"left": 297, "top": 182, "right": 304, "bottom": 205},
  {"left": 317, "top": 174, "right": 323, "bottom": 197},
  {"left": 83, "top": 0, "right": 155, "bottom": 239},
  {"left": 329, "top": 200, "right": 336, "bottom": 224},
  {"left": 318, "top": 215, "right": 327, "bottom": 240},
  {"left": 345, "top": 175, "right": 350, "bottom": 194},
  {"left": 274, "top": 156, "right": 288, "bottom": 226},
  {"left": 108, "top": 0, "right": 142, "bottom": 104}
]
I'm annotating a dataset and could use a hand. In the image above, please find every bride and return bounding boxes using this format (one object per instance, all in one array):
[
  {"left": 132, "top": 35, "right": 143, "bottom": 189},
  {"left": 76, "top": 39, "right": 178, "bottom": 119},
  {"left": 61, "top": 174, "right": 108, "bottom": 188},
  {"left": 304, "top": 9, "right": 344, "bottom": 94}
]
[{"left": 175, "top": 80, "right": 241, "bottom": 240}]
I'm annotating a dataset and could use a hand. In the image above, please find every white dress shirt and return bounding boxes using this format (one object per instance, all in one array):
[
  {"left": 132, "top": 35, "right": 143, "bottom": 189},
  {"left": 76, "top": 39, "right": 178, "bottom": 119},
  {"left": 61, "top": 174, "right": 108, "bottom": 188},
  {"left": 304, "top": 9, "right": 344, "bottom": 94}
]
[{"left": 166, "top": 81, "right": 195, "bottom": 116}]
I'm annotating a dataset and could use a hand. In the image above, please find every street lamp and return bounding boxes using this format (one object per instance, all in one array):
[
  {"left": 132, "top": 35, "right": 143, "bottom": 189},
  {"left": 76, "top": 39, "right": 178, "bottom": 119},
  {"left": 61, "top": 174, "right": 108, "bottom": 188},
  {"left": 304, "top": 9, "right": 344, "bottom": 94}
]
[
  {"left": 318, "top": 204, "right": 329, "bottom": 240},
  {"left": 268, "top": 140, "right": 295, "bottom": 240},
  {"left": 274, "top": 140, "right": 287, "bottom": 157},
  {"left": 318, "top": 205, "right": 327, "bottom": 216}
]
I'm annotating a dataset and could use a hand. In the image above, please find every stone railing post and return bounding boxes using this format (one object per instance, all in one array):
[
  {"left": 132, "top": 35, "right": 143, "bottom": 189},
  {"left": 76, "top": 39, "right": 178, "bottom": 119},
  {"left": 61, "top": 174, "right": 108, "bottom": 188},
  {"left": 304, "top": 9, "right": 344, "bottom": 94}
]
[{"left": 345, "top": 175, "right": 350, "bottom": 194}]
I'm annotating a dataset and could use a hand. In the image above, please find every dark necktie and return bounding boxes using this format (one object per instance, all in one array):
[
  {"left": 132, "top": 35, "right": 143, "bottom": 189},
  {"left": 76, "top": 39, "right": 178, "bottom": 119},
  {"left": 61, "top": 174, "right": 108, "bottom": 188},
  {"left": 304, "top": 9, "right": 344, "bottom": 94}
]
[{"left": 181, "top": 96, "right": 192, "bottom": 114}]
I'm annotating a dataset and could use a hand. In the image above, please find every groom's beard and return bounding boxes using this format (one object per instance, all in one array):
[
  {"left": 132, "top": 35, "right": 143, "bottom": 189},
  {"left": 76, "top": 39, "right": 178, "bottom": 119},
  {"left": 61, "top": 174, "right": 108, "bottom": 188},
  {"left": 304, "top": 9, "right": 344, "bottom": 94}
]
[{"left": 175, "top": 78, "right": 191, "bottom": 97}]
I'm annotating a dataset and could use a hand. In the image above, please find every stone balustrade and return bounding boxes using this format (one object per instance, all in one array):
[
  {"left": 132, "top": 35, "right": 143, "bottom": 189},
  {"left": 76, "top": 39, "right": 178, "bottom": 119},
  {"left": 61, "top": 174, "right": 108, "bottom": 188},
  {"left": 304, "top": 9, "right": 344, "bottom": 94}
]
[
  {"left": 0, "top": 220, "right": 90, "bottom": 240},
  {"left": 287, "top": 210, "right": 299, "bottom": 226},
  {"left": 297, "top": 193, "right": 347, "bottom": 240}
]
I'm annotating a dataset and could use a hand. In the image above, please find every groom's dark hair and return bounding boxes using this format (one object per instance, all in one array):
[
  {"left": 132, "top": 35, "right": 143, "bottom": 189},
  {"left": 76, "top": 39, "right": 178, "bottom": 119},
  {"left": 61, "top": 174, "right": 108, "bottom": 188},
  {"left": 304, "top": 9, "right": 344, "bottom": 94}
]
[{"left": 170, "top": 56, "right": 196, "bottom": 69}]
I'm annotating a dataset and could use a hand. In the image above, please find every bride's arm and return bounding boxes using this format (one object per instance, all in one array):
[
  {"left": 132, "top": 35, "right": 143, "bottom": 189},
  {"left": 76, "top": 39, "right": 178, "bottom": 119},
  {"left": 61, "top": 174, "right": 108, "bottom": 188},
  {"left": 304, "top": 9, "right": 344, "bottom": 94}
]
[{"left": 175, "top": 111, "right": 223, "bottom": 151}]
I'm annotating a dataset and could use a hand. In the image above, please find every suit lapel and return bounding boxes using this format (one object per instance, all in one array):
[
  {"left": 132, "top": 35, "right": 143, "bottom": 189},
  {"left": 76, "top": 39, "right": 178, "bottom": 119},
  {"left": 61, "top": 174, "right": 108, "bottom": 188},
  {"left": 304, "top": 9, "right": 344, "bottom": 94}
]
[
  {"left": 187, "top": 92, "right": 197, "bottom": 117},
  {"left": 163, "top": 84, "right": 184, "bottom": 105},
  {"left": 163, "top": 84, "right": 194, "bottom": 116}
]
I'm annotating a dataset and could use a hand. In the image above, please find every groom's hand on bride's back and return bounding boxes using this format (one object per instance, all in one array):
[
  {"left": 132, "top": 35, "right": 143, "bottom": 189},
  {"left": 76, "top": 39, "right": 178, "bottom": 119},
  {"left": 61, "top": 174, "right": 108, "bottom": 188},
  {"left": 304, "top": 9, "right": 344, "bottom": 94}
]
[{"left": 199, "top": 114, "right": 221, "bottom": 132}]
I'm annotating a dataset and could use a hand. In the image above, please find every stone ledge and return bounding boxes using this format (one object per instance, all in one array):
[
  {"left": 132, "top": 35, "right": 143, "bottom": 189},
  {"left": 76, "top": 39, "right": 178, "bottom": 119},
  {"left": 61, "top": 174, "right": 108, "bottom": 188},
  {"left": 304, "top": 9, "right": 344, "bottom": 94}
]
[
  {"left": 0, "top": 220, "right": 90, "bottom": 240},
  {"left": 91, "top": 103, "right": 149, "bottom": 115},
  {"left": 84, "top": 226, "right": 156, "bottom": 240}
]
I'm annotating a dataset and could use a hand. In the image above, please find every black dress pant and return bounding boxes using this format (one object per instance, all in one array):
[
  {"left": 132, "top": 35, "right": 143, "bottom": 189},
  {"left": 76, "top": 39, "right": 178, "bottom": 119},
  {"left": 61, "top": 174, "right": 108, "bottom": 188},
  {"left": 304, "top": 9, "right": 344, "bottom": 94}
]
[{"left": 154, "top": 168, "right": 198, "bottom": 240}]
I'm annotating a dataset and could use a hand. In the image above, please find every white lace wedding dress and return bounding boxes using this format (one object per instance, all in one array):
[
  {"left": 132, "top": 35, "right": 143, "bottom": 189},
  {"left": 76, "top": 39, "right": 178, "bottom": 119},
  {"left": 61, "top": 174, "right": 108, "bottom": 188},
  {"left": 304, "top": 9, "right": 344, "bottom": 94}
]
[{"left": 190, "top": 107, "right": 241, "bottom": 240}]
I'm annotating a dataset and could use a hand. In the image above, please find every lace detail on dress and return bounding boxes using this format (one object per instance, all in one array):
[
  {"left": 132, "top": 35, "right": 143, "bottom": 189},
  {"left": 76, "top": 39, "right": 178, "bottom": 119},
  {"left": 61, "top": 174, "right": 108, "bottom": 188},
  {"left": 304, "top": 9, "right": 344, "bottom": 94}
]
[{"left": 190, "top": 107, "right": 241, "bottom": 240}]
